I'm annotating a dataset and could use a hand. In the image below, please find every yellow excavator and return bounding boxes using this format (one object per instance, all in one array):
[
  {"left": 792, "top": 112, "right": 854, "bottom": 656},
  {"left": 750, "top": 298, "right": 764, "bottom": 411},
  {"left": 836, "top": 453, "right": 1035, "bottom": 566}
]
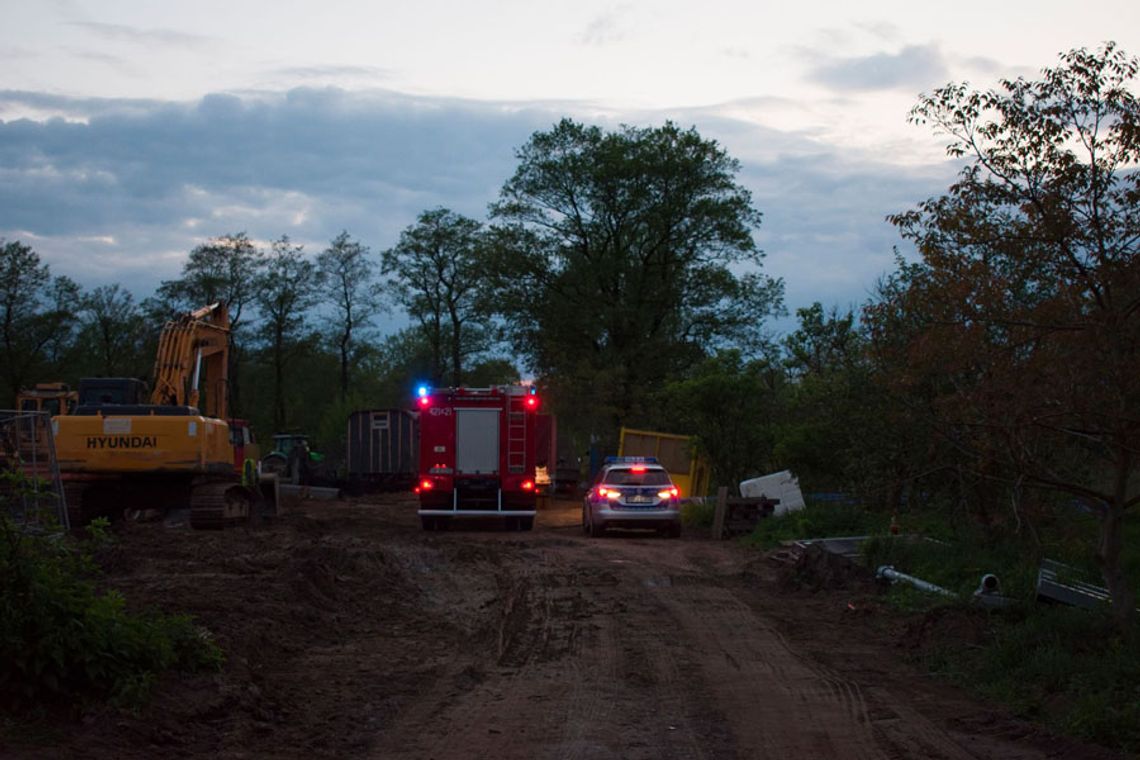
[{"left": 52, "top": 302, "right": 276, "bottom": 529}]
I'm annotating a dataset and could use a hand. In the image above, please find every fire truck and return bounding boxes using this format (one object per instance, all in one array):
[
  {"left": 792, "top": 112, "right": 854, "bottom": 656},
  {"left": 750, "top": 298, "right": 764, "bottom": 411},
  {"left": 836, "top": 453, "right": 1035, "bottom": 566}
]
[{"left": 414, "top": 385, "right": 541, "bottom": 531}]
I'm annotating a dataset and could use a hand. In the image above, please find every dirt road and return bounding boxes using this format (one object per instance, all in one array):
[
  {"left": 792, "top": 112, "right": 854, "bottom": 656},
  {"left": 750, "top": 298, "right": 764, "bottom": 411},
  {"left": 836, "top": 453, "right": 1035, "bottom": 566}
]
[{"left": 5, "top": 495, "right": 1122, "bottom": 759}]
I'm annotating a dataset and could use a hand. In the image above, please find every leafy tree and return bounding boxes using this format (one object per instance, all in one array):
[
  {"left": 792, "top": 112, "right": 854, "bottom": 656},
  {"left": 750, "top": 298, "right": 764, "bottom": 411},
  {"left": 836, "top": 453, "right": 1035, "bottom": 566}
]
[
  {"left": 657, "top": 350, "right": 784, "bottom": 488},
  {"left": 382, "top": 209, "right": 495, "bottom": 387},
  {"left": 78, "top": 284, "right": 148, "bottom": 378},
  {"left": 368, "top": 327, "right": 438, "bottom": 406},
  {"left": 870, "top": 44, "right": 1140, "bottom": 627},
  {"left": 488, "top": 119, "right": 784, "bottom": 446},
  {"left": 0, "top": 240, "right": 80, "bottom": 405},
  {"left": 158, "top": 233, "right": 266, "bottom": 414},
  {"left": 317, "top": 231, "right": 385, "bottom": 399},
  {"left": 783, "top": 303, "right": 861, "bottom": 379},
  {"left": 253, "top": 236, "right": 321, "bottom": 431},
  {"left": 775, "top": 304, "right": 865, "bottom": 490}
]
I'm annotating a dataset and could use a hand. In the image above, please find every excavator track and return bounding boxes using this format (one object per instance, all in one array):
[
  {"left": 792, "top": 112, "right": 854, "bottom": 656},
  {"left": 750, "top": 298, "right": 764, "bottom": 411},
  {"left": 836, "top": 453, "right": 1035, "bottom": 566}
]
[{"left": 189, "top": 480, "right": 253, "bottom": 530}]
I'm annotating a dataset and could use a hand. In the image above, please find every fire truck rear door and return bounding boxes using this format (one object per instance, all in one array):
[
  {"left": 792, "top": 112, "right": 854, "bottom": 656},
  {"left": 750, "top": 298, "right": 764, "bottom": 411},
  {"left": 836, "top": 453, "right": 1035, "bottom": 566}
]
[{"left": 455, "top": 408, "right": 499, "bottom": 474}]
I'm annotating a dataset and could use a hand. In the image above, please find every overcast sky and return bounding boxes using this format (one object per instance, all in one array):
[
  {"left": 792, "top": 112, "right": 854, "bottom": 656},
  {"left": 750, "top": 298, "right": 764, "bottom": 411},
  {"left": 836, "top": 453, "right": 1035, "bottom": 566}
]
[{"left": 2, "top": 1, "right": 1137, "bottom": 336}]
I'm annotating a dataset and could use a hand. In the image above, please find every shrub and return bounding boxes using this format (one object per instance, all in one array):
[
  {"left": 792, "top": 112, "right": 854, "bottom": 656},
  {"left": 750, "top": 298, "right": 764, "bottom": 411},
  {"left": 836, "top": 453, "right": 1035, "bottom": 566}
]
[{"left": 1, "top": 475, "right": 222, "bottom": 711}]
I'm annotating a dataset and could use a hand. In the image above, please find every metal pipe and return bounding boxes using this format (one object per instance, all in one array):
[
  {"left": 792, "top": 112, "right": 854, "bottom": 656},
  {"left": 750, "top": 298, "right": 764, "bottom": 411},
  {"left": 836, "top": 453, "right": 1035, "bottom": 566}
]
[
  {"left": 975, "top": 573, "right": 1001, "bottom": 595},
  {"left": 876, "top": 565, "right": 956, "bottom": 597}
]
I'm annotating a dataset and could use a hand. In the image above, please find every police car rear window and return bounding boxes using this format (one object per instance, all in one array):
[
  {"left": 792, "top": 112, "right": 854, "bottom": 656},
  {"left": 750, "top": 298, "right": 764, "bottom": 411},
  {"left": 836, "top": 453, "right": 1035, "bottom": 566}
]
[{"left": 603, "top": 469, "right": 671, "bottom": 486}]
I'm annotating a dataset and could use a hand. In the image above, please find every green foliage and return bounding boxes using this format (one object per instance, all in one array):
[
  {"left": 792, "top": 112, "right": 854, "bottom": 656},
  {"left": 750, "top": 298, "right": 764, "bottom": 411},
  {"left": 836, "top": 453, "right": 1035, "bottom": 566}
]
[
  {"left": 921, "top": 606, "right": 1140, "bottom": 752},
  {"left": 0, "top": 239, "right": 81, "bottom": 407},
  {"left": 870, "top": 43, "right": 1140, "bottom": 626},
  {"left": 681, "top": 498, "right": 716, "bottom": 528},
  {"left": 317, "top": 230, "right": 384, "bottom": 400},
  {"left": 743, "top": 497, "right": 1140, "bottom": 751},
  {"left": 382, "top": 208, "right": 497, "bottom": 387},
  {"left": 742, "top": 499, "right": 888, "bottom": 550},
  {"left": 655, "top": 350, "right": 783, "bottom": 487},
  {"left": 0, "top": 496, "right": 222, "bottom": 710},
  {"left": 488, "top": 118, "right": 784, "bottom": 446},
  {"left": 254, "top": 235, "right": 324, "bottom": 431},
  {"left": 73, "top": 284, "right": 151, "bottom": 380}
]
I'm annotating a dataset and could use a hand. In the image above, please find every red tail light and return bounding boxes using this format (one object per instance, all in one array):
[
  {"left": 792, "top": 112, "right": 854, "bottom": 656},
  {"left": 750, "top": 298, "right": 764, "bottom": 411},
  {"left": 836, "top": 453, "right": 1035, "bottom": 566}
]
[
  {"left": 658, "top": 487, "right": 679, "bottom": 499},
  {"left": 521, "top": 480, "right": 535, "bottom": 491},
  {"left": 596, "top": 487, "right": 620, "bottom": 500},
  {"left": 420, "top": 479, "right": 434, "bottom": 491},
  {"left": 631, "top": 465, "right": 646, "bottom": 473},
  {"left": 418, "top": 396, "right": 431, "bottom": 408}
]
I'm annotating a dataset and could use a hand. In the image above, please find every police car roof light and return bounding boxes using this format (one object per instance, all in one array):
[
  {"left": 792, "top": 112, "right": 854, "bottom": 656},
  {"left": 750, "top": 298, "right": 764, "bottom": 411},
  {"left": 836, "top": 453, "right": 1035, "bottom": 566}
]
[{"left": 603, "top": 456, "right": 659, "bottom": 465}]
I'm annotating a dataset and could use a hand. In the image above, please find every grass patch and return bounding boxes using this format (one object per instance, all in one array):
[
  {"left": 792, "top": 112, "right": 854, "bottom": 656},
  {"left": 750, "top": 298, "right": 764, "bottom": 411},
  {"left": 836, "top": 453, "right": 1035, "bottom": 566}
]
[
  {"left": 920, "top": 605, "right": 1140, "bottom": 752},
  {"left": 681, "top": 498, "right": 715, "bottom": 528},
  {"left": 742, "top": 497, "right": 888, "bottom": 549}
]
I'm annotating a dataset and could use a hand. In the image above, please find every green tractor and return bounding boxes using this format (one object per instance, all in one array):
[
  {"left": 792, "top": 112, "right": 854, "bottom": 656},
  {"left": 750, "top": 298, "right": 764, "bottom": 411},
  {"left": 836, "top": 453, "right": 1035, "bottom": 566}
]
[{"left": 260, "top": 434, "right": 326, "bottom": 485}]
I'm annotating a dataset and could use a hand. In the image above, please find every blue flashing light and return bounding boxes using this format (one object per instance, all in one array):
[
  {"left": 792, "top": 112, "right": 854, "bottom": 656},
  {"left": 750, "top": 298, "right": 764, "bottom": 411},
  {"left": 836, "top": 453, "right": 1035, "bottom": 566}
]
[
  {"left": 416, "top": 385, "right": 430, "bottom": 398},
  {"left": 604, "top": 456, "right": 659, "bottom": 465}
]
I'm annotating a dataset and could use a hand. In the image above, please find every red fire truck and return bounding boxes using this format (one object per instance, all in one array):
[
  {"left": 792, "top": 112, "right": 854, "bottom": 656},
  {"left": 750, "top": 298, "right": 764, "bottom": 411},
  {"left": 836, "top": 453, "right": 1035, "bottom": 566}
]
[{"left": 414, "top": 385, "right": 541, "bottom": 531}]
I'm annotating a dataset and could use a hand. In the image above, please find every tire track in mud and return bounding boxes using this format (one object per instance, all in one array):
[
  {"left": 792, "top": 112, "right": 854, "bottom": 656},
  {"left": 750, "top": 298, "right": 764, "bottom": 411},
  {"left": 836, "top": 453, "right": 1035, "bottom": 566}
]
[
  {"left": 366, "top": 503, "right": 1109, "bottom": 760},
  {"left": 588, "top": 538, "right": 991, "bottom": 760},
  {"left": 368, "top": 544, "right": 602, "bottom": 759}
]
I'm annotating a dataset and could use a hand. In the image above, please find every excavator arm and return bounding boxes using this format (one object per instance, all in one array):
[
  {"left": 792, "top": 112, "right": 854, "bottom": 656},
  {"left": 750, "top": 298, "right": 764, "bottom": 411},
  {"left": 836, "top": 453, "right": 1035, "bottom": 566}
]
[{"left": 150, "top": 302, "right": 231, "bottom": 417}]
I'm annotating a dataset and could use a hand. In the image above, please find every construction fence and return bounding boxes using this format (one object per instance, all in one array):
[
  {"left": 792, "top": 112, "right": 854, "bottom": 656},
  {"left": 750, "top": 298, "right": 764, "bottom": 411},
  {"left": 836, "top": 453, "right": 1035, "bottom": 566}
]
[{"left": 0, "top": 410, "right": 68, "bottom": 531}]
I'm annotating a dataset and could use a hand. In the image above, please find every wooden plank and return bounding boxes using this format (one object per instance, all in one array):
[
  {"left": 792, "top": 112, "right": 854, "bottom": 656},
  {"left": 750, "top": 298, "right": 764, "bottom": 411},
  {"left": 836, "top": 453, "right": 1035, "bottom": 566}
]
[{"left": 711, "top": 486, "right": 728, "bottom": 540}]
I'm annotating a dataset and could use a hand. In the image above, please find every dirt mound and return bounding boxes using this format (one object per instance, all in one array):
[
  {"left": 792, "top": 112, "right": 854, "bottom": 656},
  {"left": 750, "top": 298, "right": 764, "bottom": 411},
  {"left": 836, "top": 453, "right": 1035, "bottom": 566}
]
[{"left": 778, "top": 543, "right": 878, "bottom": 593}]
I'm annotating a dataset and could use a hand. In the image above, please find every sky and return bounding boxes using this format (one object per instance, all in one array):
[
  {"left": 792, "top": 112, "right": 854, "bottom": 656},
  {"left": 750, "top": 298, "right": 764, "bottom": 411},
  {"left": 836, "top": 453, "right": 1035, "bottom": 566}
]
[{"left": 2, "top": 0, "right": 1137, "bottom": 337}]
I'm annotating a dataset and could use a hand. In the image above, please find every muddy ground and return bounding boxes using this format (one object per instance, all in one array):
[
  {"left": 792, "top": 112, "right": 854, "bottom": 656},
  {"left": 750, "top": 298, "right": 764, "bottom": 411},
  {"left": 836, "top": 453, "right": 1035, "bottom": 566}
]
[{"left": 1, "top": 494, "right": 1125, "bottom": 759}]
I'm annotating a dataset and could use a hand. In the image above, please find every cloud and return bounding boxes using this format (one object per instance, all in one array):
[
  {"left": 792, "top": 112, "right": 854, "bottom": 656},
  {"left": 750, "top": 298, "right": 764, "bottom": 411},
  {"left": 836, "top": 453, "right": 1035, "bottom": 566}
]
[
  {"left": 741, "top": 154, "right": 957, "bottom": 331},
  {"left": 267, "top": 65, "right": 393, "bottom": 83},
  {"left": 0, "top": 86, "right": 956, "bottom": 337},
  {"left": 579, "top": 6, "right": 633, "bottom": 47},
  {"left": 0, "top": 87, "right": 552, "bottom": 293},
  {"left": 807, "top": 44, "right": 950, "bottom": 92},
  {"left": 69, "top": 21, "right": 212, "bottom": 48}
]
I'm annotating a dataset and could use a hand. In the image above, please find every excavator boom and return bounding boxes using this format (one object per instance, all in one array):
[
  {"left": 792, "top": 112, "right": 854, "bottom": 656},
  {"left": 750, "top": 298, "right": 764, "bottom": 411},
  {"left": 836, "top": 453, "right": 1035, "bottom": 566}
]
[{"left": 150, "top": 301, "right": 230, "bottom": 415}]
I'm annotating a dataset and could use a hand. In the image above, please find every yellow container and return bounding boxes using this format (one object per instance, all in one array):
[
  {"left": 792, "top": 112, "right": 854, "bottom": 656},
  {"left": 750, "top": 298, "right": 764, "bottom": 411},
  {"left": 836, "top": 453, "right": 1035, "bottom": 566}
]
[{"left": 618, "top": 427, "right": 710, "bottom": 498}]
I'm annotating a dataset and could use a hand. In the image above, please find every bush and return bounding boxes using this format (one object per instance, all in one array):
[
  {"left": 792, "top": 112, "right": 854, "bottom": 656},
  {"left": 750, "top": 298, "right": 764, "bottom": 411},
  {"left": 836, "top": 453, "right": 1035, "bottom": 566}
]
[
  {"left": 1, "top": 481, "right": 223, "bottom": 711},
  {"left": 921, "top": 605, "right": 1140, "bottom": 752},
  {"left": 681, "top": 498, "right": 715, "bottom": 528},
  {"left": 743, "top": 498, "right": 887, "bottom": 549}
]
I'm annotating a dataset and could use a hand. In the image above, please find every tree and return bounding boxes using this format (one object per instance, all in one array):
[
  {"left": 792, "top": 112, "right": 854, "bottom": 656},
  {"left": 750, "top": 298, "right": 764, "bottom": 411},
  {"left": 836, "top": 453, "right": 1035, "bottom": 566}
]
[
  {"left": 158, "top": 233, "right": 266, "bottom": 414},
  {"left": 79, "top": 284, "right": 147, "bottom": 378},
  {"left": 0, "top": 240, "right": 80, "bottom": 404},
  {"left": 657, "top": 350, "right": 784, "bottom": 488},
  {"left": 317, "top": 231, "right": 385, "bottom": 399},
  {"left": 870, "top": 44, "right": 1140, "bottom": 627},
  {"left": 382, "top": 209, "right": 495, "bottom": 387},
  {"left": 254, "top": 236, "right": 321, "bottom": 432},
  {"left": 775, "top": 304, "right": 867, "bottom": 491},
  {"left": 488, "top": 119, "right": 784, "bottom": 445}
]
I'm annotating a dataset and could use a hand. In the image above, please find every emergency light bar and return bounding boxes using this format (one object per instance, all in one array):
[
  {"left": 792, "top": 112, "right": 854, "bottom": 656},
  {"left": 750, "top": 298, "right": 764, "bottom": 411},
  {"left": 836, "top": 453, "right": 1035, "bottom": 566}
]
[{"left": 604, "top": 456, "right": 659, "bottom": 465}]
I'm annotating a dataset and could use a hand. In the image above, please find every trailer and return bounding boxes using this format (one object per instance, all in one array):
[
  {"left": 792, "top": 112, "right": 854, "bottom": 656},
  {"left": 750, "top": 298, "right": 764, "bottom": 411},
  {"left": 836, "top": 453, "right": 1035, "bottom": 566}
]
[
  {"left": 346, "top": 408, "right": 419, "bottom": 492},
  {"left": 414, "top": 385, "right": 541, "bottom": 530}
]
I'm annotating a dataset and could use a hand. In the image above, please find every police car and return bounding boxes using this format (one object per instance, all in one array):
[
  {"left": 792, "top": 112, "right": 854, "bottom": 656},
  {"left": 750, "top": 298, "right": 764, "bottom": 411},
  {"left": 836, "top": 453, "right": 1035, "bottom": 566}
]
[{"left": 581, "top": 456, "right": 682, "bottom": 538}]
